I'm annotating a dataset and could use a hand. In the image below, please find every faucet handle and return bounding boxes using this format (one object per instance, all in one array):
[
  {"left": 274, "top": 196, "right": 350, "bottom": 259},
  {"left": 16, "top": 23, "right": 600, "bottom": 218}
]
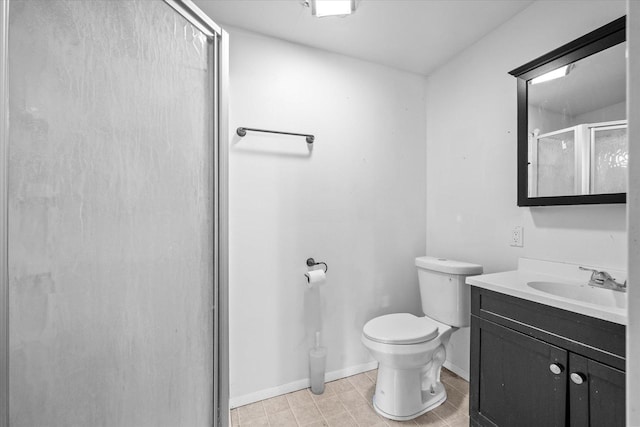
[
  {"left": 579, "top": 266, "right": 625, "bottom": 290},
  {"left": 579, "top": 266, "right": 604, "bottom": 282},
  {"left": 578, "top": 266, "right": 613, "bottom": 284}
]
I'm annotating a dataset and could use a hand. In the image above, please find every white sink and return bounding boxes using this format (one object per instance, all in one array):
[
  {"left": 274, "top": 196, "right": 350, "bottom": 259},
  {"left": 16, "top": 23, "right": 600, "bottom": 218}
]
[
  {"left": 466, "top": 258, "right": 628, "bottom": 325},
  {"left": 527, "top": 280, "right": 626, "bottom": 309}
]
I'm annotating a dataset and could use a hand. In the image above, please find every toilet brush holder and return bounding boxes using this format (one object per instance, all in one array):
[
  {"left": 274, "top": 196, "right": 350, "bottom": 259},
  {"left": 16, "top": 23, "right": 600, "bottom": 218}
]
[{"left": 309, "top": 332, "right": 327, "bottom": 395}]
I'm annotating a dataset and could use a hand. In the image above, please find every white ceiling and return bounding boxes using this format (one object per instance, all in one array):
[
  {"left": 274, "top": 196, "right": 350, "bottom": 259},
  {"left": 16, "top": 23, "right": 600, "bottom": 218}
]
[{"left": 194, "top": 0, "right": 534, "bottom": 75}]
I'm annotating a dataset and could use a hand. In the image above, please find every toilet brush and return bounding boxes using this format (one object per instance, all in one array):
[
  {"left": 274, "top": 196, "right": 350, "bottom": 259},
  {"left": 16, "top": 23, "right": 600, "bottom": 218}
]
[{"left": 309, "top": 331, "right": 327, "bottom": 394}]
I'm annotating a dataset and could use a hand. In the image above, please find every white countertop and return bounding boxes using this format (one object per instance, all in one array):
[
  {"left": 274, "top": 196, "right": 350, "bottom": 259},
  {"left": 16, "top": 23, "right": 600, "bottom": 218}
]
[{"left": 466, "top": 258, "right": 627, "bottom": 325}]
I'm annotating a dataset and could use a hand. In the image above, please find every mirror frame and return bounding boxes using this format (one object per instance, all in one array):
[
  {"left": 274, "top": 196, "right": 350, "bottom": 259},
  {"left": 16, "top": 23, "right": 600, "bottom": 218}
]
[{"left": 509, "top": 16, "right": 626, "bottom": 207}]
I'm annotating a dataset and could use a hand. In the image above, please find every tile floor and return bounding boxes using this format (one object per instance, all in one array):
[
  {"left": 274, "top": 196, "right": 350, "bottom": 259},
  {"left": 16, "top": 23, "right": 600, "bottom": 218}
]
[{"left": 230, "top": 368, "right": 469, "bottom": 426}]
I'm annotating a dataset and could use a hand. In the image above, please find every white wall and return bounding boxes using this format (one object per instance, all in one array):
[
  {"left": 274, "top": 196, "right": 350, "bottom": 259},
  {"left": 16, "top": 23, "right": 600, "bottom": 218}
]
[
  {"left": 425, "top": 1, "right": 628, "bottom": 378},
  {"left": 627, "top": 1, "right": 639, "bottom": 425},
  {"left": 574, "top": 101, "right": 626, "bottom": 124},
  {"left": 227, "top": 27, "right": 427, "bottom": 406},
  {"left": 529, "top": 106, "right": 573, "bottom": 135}
]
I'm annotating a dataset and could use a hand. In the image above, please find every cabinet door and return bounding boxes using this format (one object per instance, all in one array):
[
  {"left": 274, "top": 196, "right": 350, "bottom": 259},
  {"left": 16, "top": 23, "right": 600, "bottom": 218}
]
[
  {"left": 472, "top": 318, "right": 568, "bottom": 427},
  {"left": 569, "top": 353, "right": 625, "bottom": 427}
]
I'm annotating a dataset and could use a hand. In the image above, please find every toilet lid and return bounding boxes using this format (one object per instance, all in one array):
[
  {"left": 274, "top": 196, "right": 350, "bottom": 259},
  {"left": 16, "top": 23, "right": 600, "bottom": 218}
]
[{"left": 363, "top": 313, "right": 439, "bottom": 345}]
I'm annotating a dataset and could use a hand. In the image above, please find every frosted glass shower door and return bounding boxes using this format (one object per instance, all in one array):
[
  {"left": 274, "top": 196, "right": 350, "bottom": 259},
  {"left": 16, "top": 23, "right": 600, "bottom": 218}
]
[
  {"left": 591, "top": 125, "right": 628, "bottom": 194},
  {"left": 533, "top": 129, "right": 577, "bottom": 197},
  {"left": 5, "top": 1, "right": 222, "bottom": 426}
]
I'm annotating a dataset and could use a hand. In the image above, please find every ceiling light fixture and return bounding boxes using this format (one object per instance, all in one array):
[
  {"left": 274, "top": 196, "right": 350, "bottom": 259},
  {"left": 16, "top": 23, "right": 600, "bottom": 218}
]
[
  {"left": 529, "top": 64, "right": 574, "bottom": 85},
  {"left": 307, "top": 0, "right": 356, "bottom": 18}
]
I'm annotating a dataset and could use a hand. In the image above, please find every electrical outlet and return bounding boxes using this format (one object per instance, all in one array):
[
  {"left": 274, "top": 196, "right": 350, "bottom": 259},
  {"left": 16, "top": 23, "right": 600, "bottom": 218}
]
[{"left": 511, "top": 226, "right": 524, "bottom": 247}]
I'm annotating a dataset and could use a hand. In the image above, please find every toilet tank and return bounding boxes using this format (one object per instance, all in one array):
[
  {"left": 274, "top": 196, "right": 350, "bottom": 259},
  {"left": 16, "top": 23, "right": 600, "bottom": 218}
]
[{"left": 415, "top": 256, "right": 483, "bottom": 327}]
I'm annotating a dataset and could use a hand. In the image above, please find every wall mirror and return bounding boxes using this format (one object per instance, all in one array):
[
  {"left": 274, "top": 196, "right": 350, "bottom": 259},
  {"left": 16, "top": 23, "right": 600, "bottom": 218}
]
[{"left": 510, "top": 17, "right": 626, "bottom": 206}]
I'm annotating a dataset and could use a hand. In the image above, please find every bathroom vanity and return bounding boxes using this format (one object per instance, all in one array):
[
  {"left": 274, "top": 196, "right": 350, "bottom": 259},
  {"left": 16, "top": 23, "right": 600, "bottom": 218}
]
[{"left": 467, "top": 259, "right": 626, "bottom": 427}]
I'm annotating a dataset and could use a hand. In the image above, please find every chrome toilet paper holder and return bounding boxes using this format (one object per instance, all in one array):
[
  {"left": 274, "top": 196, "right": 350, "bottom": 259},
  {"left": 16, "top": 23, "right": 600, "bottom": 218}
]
[
  {"left": 305, "top": 258, "right": 328, "bottom": 283},
  {"left": 306, "top": 258, "right": 328, "bottom": 272}
]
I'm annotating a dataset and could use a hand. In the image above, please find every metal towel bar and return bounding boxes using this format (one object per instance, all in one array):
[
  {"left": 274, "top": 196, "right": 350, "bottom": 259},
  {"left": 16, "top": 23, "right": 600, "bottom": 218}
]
[{"left": 236, "top": 127, "right": 315, "bottom": 144}]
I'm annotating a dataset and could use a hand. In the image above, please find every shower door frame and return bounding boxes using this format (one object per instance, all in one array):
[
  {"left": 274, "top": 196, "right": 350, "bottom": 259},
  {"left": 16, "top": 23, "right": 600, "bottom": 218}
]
[
  {"left": 0, "top": 0, "right": 230, "bottom": 425},
  {"left": 0, "top": 0, "right": 8, "bottom": 425}
]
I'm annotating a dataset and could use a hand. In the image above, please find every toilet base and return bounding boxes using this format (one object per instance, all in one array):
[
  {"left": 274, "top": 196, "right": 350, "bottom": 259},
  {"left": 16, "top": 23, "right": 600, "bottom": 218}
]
[
  {"left": 367, "top": 341, "right": 449, "bottom": 421},
  {"left": 371, "top": 379, "right": 447, "bottom": 421}
]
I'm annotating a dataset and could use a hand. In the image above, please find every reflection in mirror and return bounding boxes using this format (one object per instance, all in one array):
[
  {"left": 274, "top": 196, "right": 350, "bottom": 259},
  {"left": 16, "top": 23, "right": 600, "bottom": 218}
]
[
  {"left": 527, "top": 42, "right": 627, "bottom": 198},
  {"left": 510, "top": 16, "right": 626, "bottom": 206}
]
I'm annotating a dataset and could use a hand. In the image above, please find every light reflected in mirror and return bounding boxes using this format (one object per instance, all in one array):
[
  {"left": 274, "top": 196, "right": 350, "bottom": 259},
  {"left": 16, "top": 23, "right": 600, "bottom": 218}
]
[{"left": 527, "top": 42, "right": 627, "bottom": 198}]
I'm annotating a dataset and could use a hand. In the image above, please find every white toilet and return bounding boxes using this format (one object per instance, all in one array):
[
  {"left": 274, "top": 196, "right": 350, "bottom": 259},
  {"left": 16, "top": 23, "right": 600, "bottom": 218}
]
[{"left": 361, "top": 256, "right": 482, "bottom": 421}]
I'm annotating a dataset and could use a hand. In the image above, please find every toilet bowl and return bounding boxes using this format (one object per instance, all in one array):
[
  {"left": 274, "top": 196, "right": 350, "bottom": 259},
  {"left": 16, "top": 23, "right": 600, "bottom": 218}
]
[
  {"left": 361, "top": 257, "right": 482, "bottom": 421},
  {"left": 361, "top": 313, "right": 454, "bottom": 420}
]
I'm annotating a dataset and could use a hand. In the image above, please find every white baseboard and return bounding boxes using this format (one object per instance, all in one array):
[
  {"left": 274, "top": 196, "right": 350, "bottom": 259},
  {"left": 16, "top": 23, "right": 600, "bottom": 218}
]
[
  {"left": 229, "top": 361, "right": 379, "bottom": 409},
  {"left": 443, "top": 360, "right": 469, "bottom": 381},
  {"left": 324, "top": 360, "right": 378, "bottom": 383}
]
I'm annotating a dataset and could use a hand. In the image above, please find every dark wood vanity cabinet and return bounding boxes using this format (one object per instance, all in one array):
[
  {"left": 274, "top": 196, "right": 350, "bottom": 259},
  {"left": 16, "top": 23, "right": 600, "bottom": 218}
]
[
  {"left": 470, "top": 287, "right": 625, "bottom": 427},
  {"left": 568, "top": 353, "right": 625, "bottom": 427}
]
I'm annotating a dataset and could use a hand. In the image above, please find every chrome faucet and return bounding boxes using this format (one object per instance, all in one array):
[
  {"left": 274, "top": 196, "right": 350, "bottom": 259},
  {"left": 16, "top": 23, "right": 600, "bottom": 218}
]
[{"left": 579, "top": 266, "right": 627, "bottom": 292}]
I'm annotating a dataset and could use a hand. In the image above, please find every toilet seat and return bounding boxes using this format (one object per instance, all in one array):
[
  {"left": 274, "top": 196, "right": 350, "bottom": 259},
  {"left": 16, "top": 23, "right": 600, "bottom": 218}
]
[{"left": 363, "top": 313, "right": 439, "bottom": 345}]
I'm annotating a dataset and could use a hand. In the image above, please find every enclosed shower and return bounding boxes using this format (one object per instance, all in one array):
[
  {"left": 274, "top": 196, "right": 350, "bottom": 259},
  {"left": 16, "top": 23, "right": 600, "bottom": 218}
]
[{"left": 0, "top": 0, "right": 228, "bottom": 425}]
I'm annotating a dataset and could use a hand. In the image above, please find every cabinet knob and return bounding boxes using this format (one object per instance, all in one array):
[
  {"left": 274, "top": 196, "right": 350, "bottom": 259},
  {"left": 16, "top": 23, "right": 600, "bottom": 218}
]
[
  {"left": 570, "top": 372, "right": 586, "bottom": 385},
  {"left": 549, "top": 363, "right": 564, "bottom": 375}
]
